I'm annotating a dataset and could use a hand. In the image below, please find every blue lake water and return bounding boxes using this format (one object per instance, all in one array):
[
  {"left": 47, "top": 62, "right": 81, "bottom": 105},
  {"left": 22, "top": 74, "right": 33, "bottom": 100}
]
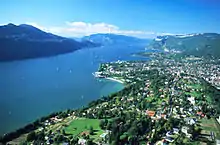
[{"left": 0, "top": 45, "right": 149, "bottom": 135}]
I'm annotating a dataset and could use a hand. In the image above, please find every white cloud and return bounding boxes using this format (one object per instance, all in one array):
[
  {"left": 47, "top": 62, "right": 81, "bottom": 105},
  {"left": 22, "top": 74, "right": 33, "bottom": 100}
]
[
  {"left": 0, "top": 23, "right": 10, "bottom": 26},
  {"left": 21, "top": 21, "right": 172, "bottom": 38},
  {"left": 0, "top": 21, "right": 179, "bottom": 38},
  {"left": 25, "top": 22, "right": 48, "bottom": 32},
  {"left": 61, "top": 21, "right": 120, "bottom": 37},
  {"left": 157, "top": 32, "right": 178, "bottom": 36}
]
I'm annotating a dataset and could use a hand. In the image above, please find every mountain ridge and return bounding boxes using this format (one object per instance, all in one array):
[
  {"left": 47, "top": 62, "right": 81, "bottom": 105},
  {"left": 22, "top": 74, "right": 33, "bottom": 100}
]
[
  {"left": 82, "top": 33, "right": 150, "bottom": 46},
  {"left": 0, "top": 23, "right": 98, "bottom": 61},
  {"left": 148, "top": 33, "right": 220, "bottom": 57}
]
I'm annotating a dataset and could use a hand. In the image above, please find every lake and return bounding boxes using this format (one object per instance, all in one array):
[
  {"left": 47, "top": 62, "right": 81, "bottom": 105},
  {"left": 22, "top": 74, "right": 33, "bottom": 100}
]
[{"left": 0, "top": 44, "right": 149, "bottom": 135}]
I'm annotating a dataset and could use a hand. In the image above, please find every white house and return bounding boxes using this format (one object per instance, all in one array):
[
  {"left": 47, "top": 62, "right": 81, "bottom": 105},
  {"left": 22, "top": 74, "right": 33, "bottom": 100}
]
[
  {"left": 216, "top": 139, "right": 220, "bottom": 145},
  {"left": 78, "top": 139, "right": 87, "bottom": 145},
  {"left": 185, "top": 118, "right": 196, "bottom": 125},
  {"left": 187, "top": 96, "right": 195, "bottom": 105},
  {"left": 181, "top": 126, "right": 192, "bottom": 138},
  {"left": 173, "top": 128, "right": 180, "bottom": 134},
  {"left": 217, "top": 116, "right": 220, "bottom": 124}
]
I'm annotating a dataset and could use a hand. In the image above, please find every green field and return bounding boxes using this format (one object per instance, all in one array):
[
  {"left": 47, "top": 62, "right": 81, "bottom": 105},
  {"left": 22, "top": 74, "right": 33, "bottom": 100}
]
[
  {"left": 64, "top": 118, "right": 104, "bottom": 139},
  {"left": 185, "top": 90, "right": 201, "bottom": 99},
  {"left": 201, "top": 118, "right": 217, "bottom": 131},
  {"left": 200, "top": 118, "right": 220, "bottom": 139},
  {"left": 190, "top": 84, "right": 203, "bottom": 89}
]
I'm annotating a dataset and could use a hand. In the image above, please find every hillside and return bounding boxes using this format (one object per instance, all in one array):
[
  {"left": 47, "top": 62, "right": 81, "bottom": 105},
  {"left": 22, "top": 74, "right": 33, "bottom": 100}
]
[
  {"left": 2, "top": 54, "right": 220, "bottom": 144},
  {"left": 82, "top": 33, "right": 150, "bottom": 46},
  {"left": 0, "top": 24, "right": 98, "bottom": 61},
  {"left": 148, "top": 33, "right": 220, "bottom": 57}
]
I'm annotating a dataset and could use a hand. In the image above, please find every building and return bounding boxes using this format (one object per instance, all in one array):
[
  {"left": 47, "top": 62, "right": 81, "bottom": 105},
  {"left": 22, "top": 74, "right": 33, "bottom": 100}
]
[
  {"left": 146, "top": 110, "right": 156, "bottom": 118},
  {"left": 181, "top": 126, "right": 192, "bottom": 138},
  {"left": 185, "top": 118, "right": 196, "bottom": 125},
  {"left": 78, "top": 139, "right": 87, "bottom": 145},
  {"left": 217, "top": 116, "right": 220, "bottom": 124},
  {"left": 216, "top": 139, "right": 220, "bottom": 145}
]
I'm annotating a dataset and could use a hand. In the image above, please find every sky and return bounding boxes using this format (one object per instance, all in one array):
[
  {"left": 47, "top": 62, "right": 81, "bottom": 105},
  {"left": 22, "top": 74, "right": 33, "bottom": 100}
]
[{"left": 0, "top": 0, "right": 220, "bottom": 38}]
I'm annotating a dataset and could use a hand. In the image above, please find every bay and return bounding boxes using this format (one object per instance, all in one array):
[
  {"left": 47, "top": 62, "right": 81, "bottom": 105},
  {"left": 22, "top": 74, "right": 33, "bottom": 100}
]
[{"left": 0, "top": 44, "right": 149, "bottom": 135}]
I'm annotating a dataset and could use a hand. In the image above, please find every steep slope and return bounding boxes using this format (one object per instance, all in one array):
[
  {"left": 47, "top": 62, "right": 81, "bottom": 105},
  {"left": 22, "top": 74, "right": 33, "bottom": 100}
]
[
  {"left": 0, "top": 23, "right": 63, "bottom": 40},
  {"left": 82, "top": 33, "right": 150, "bottom": 46},
  {"left": 148, "top": 33, "right": 220, "bottom": 57},
  {"left": 0, "top": 24, "right": 97, "bottom": 61}
]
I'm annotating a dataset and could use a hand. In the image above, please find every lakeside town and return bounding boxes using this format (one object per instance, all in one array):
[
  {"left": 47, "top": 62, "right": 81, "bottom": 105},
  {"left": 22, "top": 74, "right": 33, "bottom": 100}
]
[
  {"left": 1, "top": 52, "right": 220, "bottom": 145},
  {"left": 88, "top": 52, "right": 220, "bottom": 144}
]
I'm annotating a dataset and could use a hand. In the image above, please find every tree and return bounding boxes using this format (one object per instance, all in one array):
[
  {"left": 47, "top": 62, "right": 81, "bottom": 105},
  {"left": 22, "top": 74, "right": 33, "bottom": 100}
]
[
  {"left": 70, "top": 136, "right": 79, "bottom": 144},
  {"left": 175, "top": 135, "right": 184, "bottom": 145},
  {"left": 97, "top": 109, "right": 104, "bottom": 118},
  {"left": 62, "top": 129, "right": 66, "bottom": 135},
  {"left": 67, "top": 109, "right": 72, "bottom": 114},
  {"left": 128, "top": 126, "right": 138, "bottom": 136},
  {"left": 100, "top": 120, "right": 105, "bottom": 130},
  {"left": 89, "top": 126, "right": 94, "bottom": 135},
  {"left": 107, "top": 121, "right": 113, "bottom": 130},
  {"left": 36, "top": 131, "right": 45, "bottom": 141},
  {"left": 19, "top": 141, "right": 28, "bottom": 145},
  {"left": 55, "top": 134, "right": 65, "bottom": 143},
  {"left": 86, "top": 138, "right": 94, "bottom": 145},
  {"left": 26, "top": 131, "right": 36, "bottom": 141},
  {"left": 183, "top": 138, "right": 190, "bottom": 144},
  {"left": 109, "top": 132, "right": 119, "bottom": 144},
  {"left": 193, "top": 125, "right": 201, "bottom": 139},
  {"left": 120, "top": 133, "right": 128, "bottom": 144},
  {"left": 110, "top": 140, "right": 118, "bottom": 145},
  {"left": 128, "top": 135, "right": 138, "bottom": 145}
]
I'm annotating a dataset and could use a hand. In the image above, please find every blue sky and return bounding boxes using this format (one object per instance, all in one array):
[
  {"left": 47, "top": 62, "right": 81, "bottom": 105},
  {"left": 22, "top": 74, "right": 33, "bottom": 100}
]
[{"left": 0, "top": 0, "right": 219, "bottom": 38}]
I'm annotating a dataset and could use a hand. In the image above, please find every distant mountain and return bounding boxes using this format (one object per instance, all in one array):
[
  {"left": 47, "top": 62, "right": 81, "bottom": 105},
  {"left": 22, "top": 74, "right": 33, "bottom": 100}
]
[
  {"left": 69, "top": 37, "right": 82, "bottom": 41},
  {"left": 82, "top": 33, "right": 150, "bottom": 46},
  {"left": 0, "top": 23, "right": 98, "bottom": 61},
  {"left": 148, "top": 33, "right": 220, "bottom": 57},
  {"left": 69, "top": 37, "right": 100, "bottom": 48},
  {"left": 0, "top": 23, "right": 63, "bottom": 40}
]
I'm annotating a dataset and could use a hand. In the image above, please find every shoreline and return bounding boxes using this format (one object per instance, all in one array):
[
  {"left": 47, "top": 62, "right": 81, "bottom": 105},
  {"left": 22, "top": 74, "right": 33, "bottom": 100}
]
[
  {"left": 105, "top": 77, "right": 124, "bottom": 84},
  {"left": 93, "top": 72, "right": 125, "bottom": 84}
]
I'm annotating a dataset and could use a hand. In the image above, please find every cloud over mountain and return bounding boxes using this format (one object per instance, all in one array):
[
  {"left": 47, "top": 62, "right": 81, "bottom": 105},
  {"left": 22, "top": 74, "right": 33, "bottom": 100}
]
[{"left": 24, "top": 21, "right": 160, "bottom": 38}]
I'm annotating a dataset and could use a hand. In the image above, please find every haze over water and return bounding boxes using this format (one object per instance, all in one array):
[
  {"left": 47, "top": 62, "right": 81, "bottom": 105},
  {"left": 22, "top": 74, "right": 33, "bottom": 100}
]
[{"left": 0, "top": 45, "right": 149, "bottom": 135}]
